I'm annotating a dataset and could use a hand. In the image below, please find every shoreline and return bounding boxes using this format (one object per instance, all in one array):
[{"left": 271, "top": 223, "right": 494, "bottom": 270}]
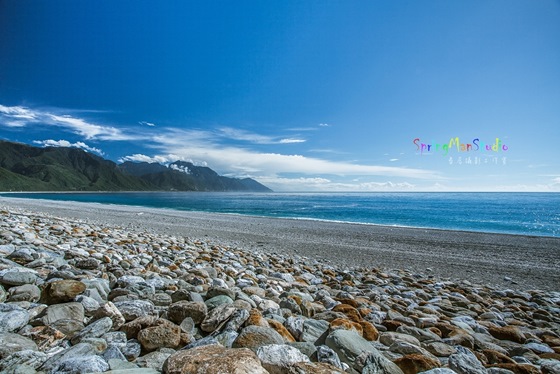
[
  {"left": 1, "top": 196, "right": 559, "bottom": 292},
  {"left": 2, "top": 192, "right": 559, "bottom": 239}
]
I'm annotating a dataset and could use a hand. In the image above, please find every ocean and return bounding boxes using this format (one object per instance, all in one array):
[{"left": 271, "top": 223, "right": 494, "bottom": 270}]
[{"left": 2, "top": 192, "right": 559, "bottom": 238}]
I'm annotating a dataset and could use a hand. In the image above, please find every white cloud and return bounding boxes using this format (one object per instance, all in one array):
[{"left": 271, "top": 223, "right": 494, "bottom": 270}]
[
  {"left": 319, "top": 123, "right": 330, "bottom": 127},
  {"left": 144, "top": 129, "right": 440, "bottom": 180},
  {"left": 139, "top": 121, "right": 156, "bottom": 127},
  {"left": 0, "top": 105, "right": 135, "bottom": 141},
  {"left": 389, "top": 158, "right": 399, "bottom": 162},
  {"left": 118, "top": 153, "right": 179, "bottom": 164},
  {"left": 33, "top": 139, "right": 105, "bottom": 156}
]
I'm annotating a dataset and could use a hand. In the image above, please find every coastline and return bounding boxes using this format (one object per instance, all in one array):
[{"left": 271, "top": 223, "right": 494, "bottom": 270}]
[{"left": 1, "top": 196, "right": 559, "bottom": 292}]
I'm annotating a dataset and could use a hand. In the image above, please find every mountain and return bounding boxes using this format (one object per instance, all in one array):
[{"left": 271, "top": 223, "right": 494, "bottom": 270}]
[
  {"left": 0, "top": 141, "right": 272, "bottom": 192},
  {"left": 118, "top": 161, "right": 272, "bottom": 192}
]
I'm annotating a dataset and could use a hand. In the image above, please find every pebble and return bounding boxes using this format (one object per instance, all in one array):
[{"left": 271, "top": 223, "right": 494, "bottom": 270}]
[{"left": 0, "top": 206, "right": 558, "bottom": 374}]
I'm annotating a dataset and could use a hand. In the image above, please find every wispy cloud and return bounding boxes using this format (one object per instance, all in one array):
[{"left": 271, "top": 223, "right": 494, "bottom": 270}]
[
  {"left": 139, "top": 121, "right": 156, "bottom": 127},
  {"left": 258, "top": 176, "right": 416, "bottom": 191},
  {"left": 33, "top": 139, "right": 105, "bottom": 156},
  {"left": 0, "top": 105, "right": 135, "bottom": 140},
  {"left": 319, "top": 123, "right": 330, "bottom": 127},
  {"left": 218, "top": 127, "right": 306, "bottom": 145}
]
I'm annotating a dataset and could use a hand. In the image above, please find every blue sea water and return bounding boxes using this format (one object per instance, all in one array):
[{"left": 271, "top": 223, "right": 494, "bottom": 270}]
[{"left": 2, "top": 192, "right": 560, "bottom": 238}]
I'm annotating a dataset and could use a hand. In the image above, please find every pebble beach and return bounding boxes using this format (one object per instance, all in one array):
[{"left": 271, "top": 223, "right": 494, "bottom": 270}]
[{"left": 0, "top": 198, "right": 559, "bottom": 374}]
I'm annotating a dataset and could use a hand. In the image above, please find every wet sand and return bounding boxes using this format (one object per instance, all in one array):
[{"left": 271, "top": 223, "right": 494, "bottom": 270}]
[{"left": 1, "top": 196, "right": 559, "bottom": 291}]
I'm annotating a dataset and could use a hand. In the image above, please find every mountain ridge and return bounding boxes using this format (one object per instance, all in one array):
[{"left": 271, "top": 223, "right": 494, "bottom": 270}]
[{"left": 0, "top": 140, "right": 272, "bottom": 192}]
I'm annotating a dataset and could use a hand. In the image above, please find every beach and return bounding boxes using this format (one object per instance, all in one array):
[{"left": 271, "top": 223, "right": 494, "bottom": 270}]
[
  {"left": 1, "top": 196, "right": 559, "bottom": 373},
  {"left": 2, "top": 197, "right": 558, "bottom": 292}
]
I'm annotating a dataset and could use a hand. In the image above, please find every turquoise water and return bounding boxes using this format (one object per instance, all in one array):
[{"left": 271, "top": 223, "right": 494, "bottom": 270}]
[{"left": 3, "top": 192, "right": 560, "bottom": 237}]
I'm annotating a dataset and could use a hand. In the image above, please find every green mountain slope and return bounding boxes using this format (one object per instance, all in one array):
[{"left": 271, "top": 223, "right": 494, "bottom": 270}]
[{"left": 0, "top": 141, "right": 272, "bottom": 192}]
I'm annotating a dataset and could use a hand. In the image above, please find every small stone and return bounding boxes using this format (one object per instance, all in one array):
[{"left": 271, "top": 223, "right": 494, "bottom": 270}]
[
  {"left": 74, "top": 257, "right": 101, "bottom": 270},
  {"left": 135, "top": 349, "right": 174, "bottom": 371},
  {"left": 524, "top": 342, "right": 554, "bottom": 354},
  {"left": 233, "top": 325, "right": 285, "bottom": 352},
  {"left": 224, "top": 308, "right": 250, "bottom": 331},
  {"left": 122, "top": 339, "right": 142, "bottom": 360},
  {"left": 114, "top": 299, "right": 155, "bottom": 321},
  {"left": 167, "top": 301, "right": 207, "bottom": 325},
  {"left": 206, "top": 286, "right": 236, "bottom": 300},
  {"left": 201, "top": 303, "right": 236, "bottom": 332},
  {"left": 215, "top": 329, "right": 240, "bottom": 348},
  {"left": 71, "top": 316, "right": 113, "bottom": 344},
  {"left": 423, "top": 341, "right": 457, "bottom": 357},
  {"left": 6, "top": 248, "right": 37, "bottom": 264},
  {"left": 420, "top": 369, "right": 460, "bottom": 374},
  {"left": 43, "top": 302, "right": 85, "bottom": 326},
  {"left": 316, "top": 345, "right": 344, "bottom": 369},
  {"left": 256, "top": 344, "right": 311, "bottom": 373},
  {"left": 205, "top": 294, "right": 234, "bottom": 309},
  {"left": 380, "top": 332, "right": 421, "bottom": 347},
  {"left": 48, "top": 318, "right": 84, "bottom": 338},
  {"left": 93, "top": 301, "right": 126, "bottom": 330},
  {"left": 40, "top": 279, "right": 86, "bottom": 304},
  {"left": 301, "top": 319, "right": 329, "bottom": 343},
  {"left": 326, "top": 329, "right": 403, "bottom": 373},
  {"left": 267, "top": 319, "right": 296, "bottom": 342}
]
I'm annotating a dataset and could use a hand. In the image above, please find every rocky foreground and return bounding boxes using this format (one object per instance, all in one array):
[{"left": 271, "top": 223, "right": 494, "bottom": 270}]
[{"left": 0, "top": 207, "right": 559, "bottom": 374}]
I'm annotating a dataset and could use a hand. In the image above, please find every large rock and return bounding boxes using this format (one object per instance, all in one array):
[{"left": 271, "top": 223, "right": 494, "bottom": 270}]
[
  {"left": 52, "top": 354, "right": 109, "bottom": 373},
  {"left": 114, "top": 300, "right": 155, "bottom": 321},
  {"left": 40, "top": 279, "right": 86, "bottom": 304},
  {"left": 301, "top": 319, "right": 330, "bottom": 343},
  {"left": 44, "top": 302, "right": 85, "bottom": 325},
  {"left": 200, "top": 303, "right": 236, "bottom": 332},
  {"left": 93, "top": 301, "right": 126, "bottom": 330},
  {"left": 0, "top": 269, "right": 37, "bottom": 286},
  {"left": 448, "top": 348, "right": 487, "bottom": 374},
  {"left": 233, "top": 325, "right": 285, "bottom": 351},
  {"left": 0, "top": 350, "right": 47, "bottom": 373},
  {"left": 394, "top": 354, "right": 441, "bottom": 374},
  {"left": 487, "top": 325, "right": 527, "bottom": 344},
  {"left": 167, "top": 301, "right": 207, "bottom": 325},
  {"left": 7, "top": 283, "right": 41, "bottom": 302},
  {"left": 326, "top": 329, "right": 403, "bottom": 374},
  {"left": 138, "top": 319, "right": 182, "bottom": 352},
  {"left": 256, "top": 344, "right": 310, "bottom": 373},
  {"left": 0, "top": 304, "right": 30, "bottom": 333},
  {"left": 163, "top": 344, "right": 268, "bottom": 374},
  {"left": 0, "top": 333, "right": 38, "bottom": 359},
  {"left": 71, "top": 316, "right": 113, "bottom": 344},
  {"left": 380, "top": 332, "right": 422, "bottom": 347}
]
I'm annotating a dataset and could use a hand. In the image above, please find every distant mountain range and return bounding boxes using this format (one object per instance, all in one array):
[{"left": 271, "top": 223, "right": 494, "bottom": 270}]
[{"left": 0, "top": 141, "right": 272, "bottom": 192}]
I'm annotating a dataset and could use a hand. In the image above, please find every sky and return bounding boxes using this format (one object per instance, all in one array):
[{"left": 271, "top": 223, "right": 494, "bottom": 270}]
[{"left": 1, "top": 1, "right": 559, "bottom": 192}]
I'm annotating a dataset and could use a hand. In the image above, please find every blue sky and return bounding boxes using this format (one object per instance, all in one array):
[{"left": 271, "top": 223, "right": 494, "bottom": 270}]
[{"left": 1, "top": 1, "right": 559, "bottom": 191}]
